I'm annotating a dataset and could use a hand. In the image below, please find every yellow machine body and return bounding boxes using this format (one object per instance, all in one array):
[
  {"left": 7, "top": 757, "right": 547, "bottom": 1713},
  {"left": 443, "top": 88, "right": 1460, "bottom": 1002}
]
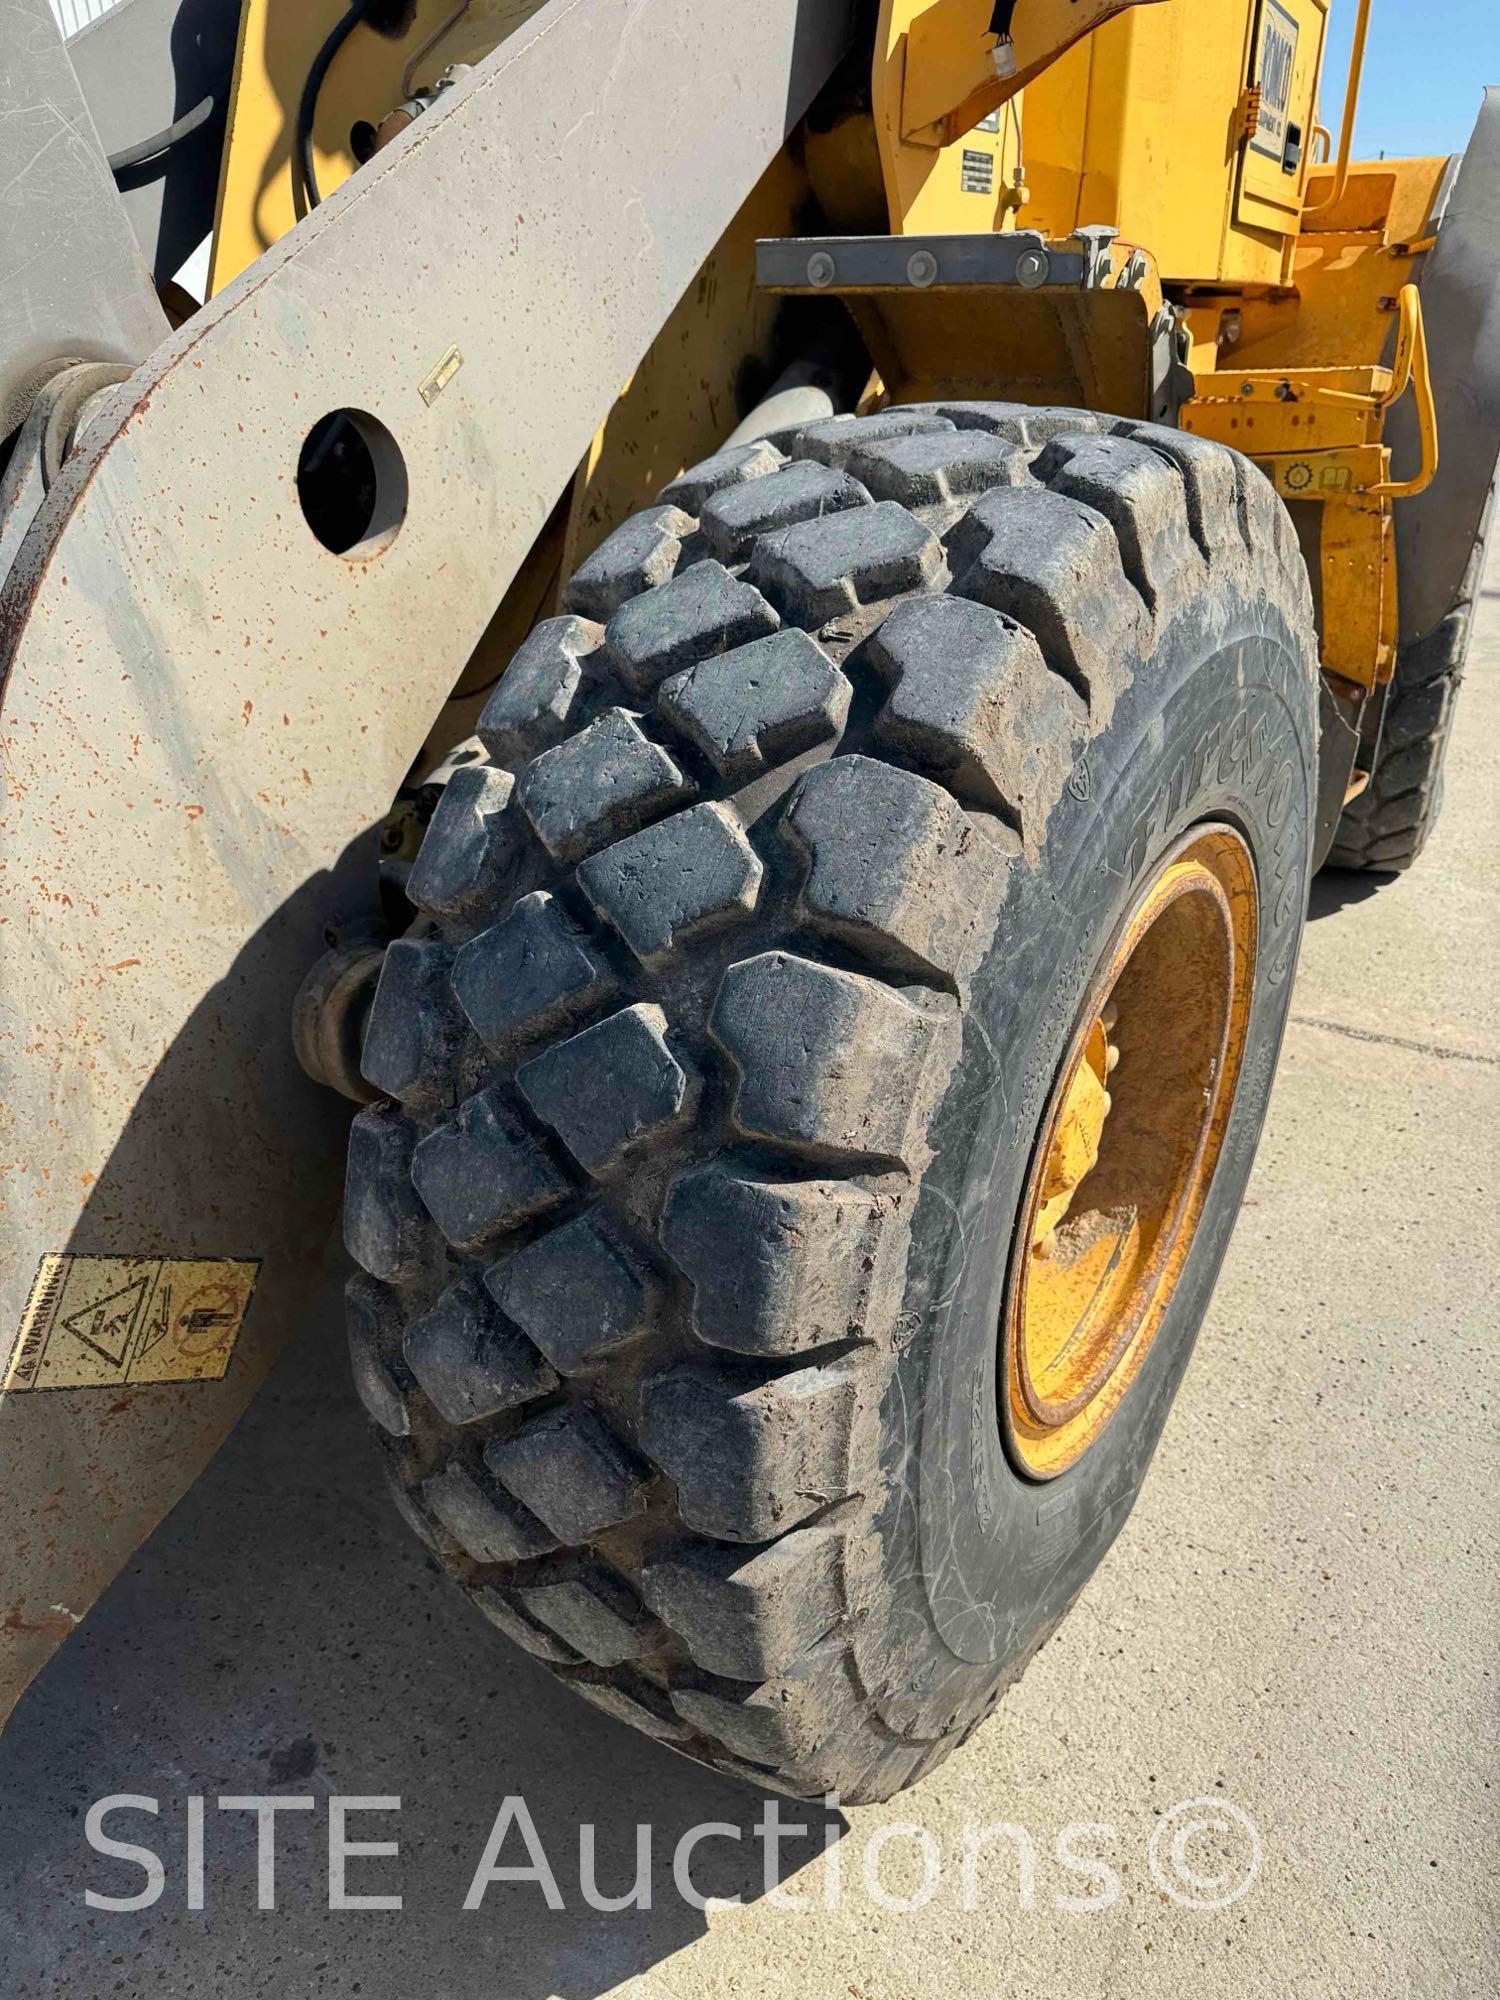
[
  {"left": 855, "top": 0, "right": 1444, "bottom": 707},
  {"left": 199, "top": 0, "right": 1446, "bottom": 715},
  {"left": 1024, "top": 0, "right": 1329, "bottom": 279}
]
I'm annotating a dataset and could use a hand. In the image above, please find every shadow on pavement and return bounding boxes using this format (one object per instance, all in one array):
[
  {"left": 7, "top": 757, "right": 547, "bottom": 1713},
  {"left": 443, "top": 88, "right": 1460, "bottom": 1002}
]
[
  {"left": 1307, "top": 865, "right": 1393, "bottom": 922},
  {"left": 0, "top": 1280, "right": 844, "bottom": 1999}
]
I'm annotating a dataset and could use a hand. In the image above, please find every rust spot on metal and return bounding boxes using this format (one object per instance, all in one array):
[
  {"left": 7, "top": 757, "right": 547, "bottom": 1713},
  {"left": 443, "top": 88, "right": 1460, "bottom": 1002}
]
[{"left": 4, "top": 1601, "right": 77, "bottom": 1642}]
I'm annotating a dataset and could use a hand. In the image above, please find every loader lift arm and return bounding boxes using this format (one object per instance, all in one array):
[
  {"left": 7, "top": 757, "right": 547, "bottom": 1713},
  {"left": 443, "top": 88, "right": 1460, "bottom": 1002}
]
[{"left": 0, "top": 0, "right": 855, "bottom": 1721}]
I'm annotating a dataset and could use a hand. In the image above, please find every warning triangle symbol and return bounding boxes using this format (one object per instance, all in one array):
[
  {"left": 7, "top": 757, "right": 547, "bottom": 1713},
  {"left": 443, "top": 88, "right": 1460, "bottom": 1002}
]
[{"left": 60, "top": 1276, "right": 149, "bottom": 1368}]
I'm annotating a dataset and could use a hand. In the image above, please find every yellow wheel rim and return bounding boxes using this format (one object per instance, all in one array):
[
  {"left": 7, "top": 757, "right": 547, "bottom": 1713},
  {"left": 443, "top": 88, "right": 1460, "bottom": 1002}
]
[{"left": 1001, "top": 824, "right": 1258, "bottom": 1480}]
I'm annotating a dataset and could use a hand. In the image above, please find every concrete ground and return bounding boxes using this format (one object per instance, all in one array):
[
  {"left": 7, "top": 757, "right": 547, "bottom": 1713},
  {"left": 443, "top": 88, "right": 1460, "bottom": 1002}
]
[{"left": 4, "top": 554, "right": 1496, "bottom": 2000}]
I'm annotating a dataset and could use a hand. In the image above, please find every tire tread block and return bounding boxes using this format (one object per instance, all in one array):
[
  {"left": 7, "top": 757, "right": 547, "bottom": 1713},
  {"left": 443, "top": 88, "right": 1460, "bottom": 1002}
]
[
  {"left": 926, "top": 402, "right": 1108, "bottom": 447},
  {"left": 605, "top": 559, "right": 781, "bottom": 694},
  {"left": 410, "top": 1088, "right": 570, "bottom": 1252},
  {"left": 407, "top": 764, "right": 527, "bottom": 920},
  {"left": 577, "top": 801, "right": 763, "bottom": 964},
  {"left": 868, "top": 593, "right": 1087, "bottom": 830},
  {"left": 404, "top": 1273, "right": 559, "bottom": 1424},
  {"left": 360, "top": 937, "right": 464, "bottom": 1110},
  {"left": 661, "top": 1164, "right": 896, "bottom": 1357},
  {"left": 786, "top": 754, "right": 995, "bottom": 984},
  {"left": 669, "top": 1637, "right": 857, "bottom": 1766},
  {"left": 642, "top": 1523, "right": 843, "bottom": 1680},
  {"left": 1110, "top": 420, "right": 1251, "bottom": 566},
  {"left": 486, "top": 1405, "right": 652, "bottom": 1544},
  {"left": 950, "top": 485, "right": 1140, "bottom": 709},
  {"left": 847, "top": 429, "right": 1030, "bottom": 508},
  {"left": 486, "top": 1212, "right": 660, "bottom": 1375},
  {"left": 346, "top": 1272, "right": 411, "bottom": 1436},
  {"left": 471, "top": 1583, "right": 584, "bottom": 1664},
  {"left": 423, "top": 1462, "right": 560, "bottom": 1564},
  {"left": 514, "top": 1562, "right": 663, "bottom": 1667},
  {"left": 452, "top": 889, "right": 616, "bottom": 1055},
  {"left": 564, "top": 505, "right": 695, "bottom": 620},
  {"left": 786, "top": 410, "right": 954, "bottom": 469},
  {"left": 659, "top": 438, "right": 786, "bottom": 513},
  {"left": 478, "top": 615, "right": 600, "bottom": 762},
  {"left": 517, "top": 708, "right": 694, "bottom": 865},
  {"left": 749, "top": 502, "right": 947, "bottom": 628},
  {"left": 345, "top": 1104, "right": 429, "bottom": 1282},
  {"left": 699, "top": 461, "right": 870, "bottom": 562},
  {"left": 639, "top": 1360, "right": 856, "bottom": 1542},
  {"left": 711, "top": 950, "right": 939, "bottom": 1169},
  {"left": 1035, "top": 433, "right": 1202, "bottom": 608},
  {"left": 568, "top": 1668, "right": 694, "bottom": 1742},
  {"left": 656, "top": 628, "right": 850, "bottom": 783},
  {"left": 517, "top": 1002, "right": 698, "bottom": 1176}
]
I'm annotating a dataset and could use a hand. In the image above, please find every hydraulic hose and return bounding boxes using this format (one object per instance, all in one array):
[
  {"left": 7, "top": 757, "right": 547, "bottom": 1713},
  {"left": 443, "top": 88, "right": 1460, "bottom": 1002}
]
[
  {"left": 296, "top": 0, "right": 370, "bottom": 212},
  {"left": 107, "top": 93, "right": 214, "bottom": 175}
]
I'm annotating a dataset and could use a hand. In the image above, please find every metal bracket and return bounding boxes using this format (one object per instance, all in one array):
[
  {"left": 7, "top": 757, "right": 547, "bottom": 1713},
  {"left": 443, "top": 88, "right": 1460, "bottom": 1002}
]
[
  {"left": 756, "top": 227, "right": 1119, "bottom": 294},
  {"left": 756, "top": 226, "right": 1159, "bottom": 416}
]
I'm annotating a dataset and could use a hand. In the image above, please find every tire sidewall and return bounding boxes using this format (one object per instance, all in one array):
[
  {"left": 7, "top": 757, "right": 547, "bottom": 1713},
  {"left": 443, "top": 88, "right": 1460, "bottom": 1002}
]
[{"left": 860, "top": 593, "right": 1316, "bottom": 1738}]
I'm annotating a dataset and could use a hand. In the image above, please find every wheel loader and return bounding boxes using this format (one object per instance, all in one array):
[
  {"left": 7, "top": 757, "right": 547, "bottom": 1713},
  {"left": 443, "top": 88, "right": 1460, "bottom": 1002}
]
[{"left": 1, "top": 0, "right": 1495, "bottom": 1803}]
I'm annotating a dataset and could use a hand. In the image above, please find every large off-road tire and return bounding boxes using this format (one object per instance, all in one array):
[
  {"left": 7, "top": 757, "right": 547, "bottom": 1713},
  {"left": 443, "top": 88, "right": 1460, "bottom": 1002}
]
[
  {"left": 344, "top": 404, "right": 1318, "bottom": 1802},
  {"left": 1327, "top": 499, "right": 1489, "bottom": 872}
]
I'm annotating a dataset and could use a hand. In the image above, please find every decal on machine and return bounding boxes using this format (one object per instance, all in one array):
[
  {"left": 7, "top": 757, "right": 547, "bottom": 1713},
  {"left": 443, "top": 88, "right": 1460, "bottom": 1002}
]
[
  {"left": 3, "top": 1256, "right": 258, "bottom": 1392},
  {"left": 1250, "top": 0, "right": 1299, "bottom": 161},
  {"left": 960, "top": 147, "right": 995, "bottom": 195}
]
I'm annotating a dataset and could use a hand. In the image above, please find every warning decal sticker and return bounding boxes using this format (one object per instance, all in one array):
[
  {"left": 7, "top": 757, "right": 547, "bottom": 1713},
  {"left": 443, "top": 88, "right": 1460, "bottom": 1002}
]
[
  {"left": 3, "top": 1256, "right": 258, "bottom": 1392},
  {"left": 1250, "top": 0, "right": 1299, "bottom": 162}
]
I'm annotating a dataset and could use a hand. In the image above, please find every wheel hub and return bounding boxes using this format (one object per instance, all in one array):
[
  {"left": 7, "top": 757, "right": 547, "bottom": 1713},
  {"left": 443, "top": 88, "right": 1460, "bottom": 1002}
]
[
  {"left": 1030, "top": 1003, "right": 1119, "bottom": 1252},
  {"left": 1001, "top": 824, "right": 1259, "bottom": 1480}
]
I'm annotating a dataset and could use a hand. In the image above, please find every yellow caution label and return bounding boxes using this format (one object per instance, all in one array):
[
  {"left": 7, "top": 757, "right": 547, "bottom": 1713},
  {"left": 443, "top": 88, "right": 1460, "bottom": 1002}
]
[{"left": 4, "top": 1256, "right": 258, "bottom": 1392}]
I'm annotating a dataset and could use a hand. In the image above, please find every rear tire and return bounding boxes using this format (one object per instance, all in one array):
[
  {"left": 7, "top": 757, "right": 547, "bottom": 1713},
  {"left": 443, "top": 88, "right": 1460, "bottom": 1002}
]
[
  {"left": 1328, "top": 497, "right": 1490, "bottom": 872},
  {"left": 343, "top": 404, "right": 1319, "bottom": 1801}
]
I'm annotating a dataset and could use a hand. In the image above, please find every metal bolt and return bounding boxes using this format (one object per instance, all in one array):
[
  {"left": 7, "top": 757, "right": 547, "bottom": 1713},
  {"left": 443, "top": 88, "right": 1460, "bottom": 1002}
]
[
  {"left": 1240, "top": 380, "right": 1255, "bottom": 396},
  {"left": 806, "top": 251, "right": 836, "bottom": 289},
  {"left": 1015, "top": 247, "right": 1051, "bottom": 289},
  {"left": 906, "top": 249, "right": 939, "bottom": 288}
]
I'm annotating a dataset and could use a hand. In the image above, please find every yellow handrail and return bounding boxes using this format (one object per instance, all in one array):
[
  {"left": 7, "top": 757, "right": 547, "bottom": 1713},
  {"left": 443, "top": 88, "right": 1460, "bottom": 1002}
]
[
  {"left": 1370, "top": 285, "right": 1440, "bottom": 498},
  {"left": 1305, "top": 0, "right": 1373, "bottom": 218}
]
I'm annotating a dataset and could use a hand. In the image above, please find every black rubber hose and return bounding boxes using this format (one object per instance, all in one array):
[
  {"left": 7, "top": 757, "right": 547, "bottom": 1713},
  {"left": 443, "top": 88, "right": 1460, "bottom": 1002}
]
[
  {"left": 106, "top": 92, "right": 214, "bottom": 175},
  {"left": 295, "top": 0, "right": 370, "bottom": 213}
]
